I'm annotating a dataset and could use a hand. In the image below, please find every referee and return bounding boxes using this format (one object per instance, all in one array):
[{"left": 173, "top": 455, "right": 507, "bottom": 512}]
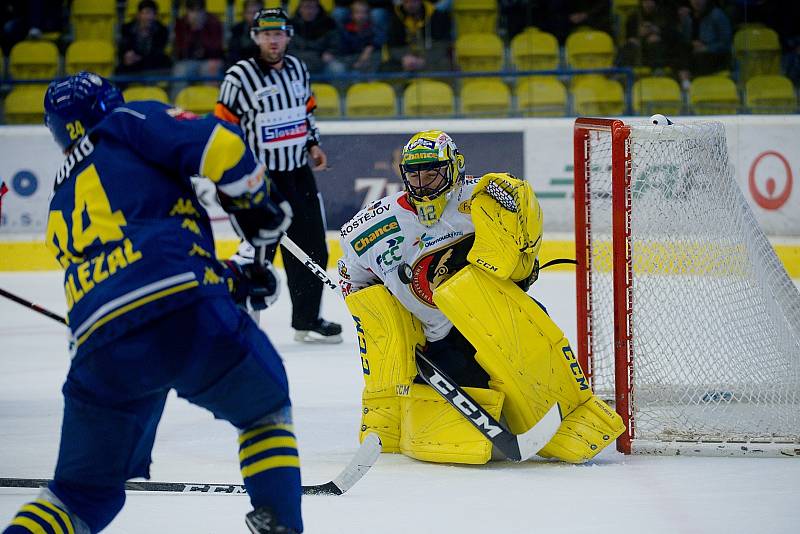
[{"left": 215, "top": 7, "right": 342, "bottom": 344}]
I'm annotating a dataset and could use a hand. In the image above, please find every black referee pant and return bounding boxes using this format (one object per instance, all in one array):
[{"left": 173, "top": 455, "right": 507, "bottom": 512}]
[{"left": 265, "top": 164, "right": 328, "bottom": 330}]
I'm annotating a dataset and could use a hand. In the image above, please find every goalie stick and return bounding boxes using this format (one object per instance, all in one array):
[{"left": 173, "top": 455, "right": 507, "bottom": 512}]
[
  {"left": 416, "top": 349, "right": 561, "bottom": 461},
  {"left": 278, "top": 234, "right": 563, "bottom": 461},
  {"left": 0, "top": 433, "right": 381, "bottom": 496}
]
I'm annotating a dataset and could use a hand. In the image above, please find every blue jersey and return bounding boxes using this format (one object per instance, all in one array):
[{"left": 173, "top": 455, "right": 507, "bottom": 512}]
[{"left": 45, "top": 101, "right": 266, "bottom": 355}]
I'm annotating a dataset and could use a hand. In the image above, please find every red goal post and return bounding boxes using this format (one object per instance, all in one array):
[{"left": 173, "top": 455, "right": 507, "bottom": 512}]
[{"left": 572, "top": 117, "right": 800, "bottom": 457}]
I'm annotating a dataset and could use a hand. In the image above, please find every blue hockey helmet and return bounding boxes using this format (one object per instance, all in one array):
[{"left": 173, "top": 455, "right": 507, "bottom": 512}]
[{"left": 44, "top": 71, "right": 124, "bottom": 151}]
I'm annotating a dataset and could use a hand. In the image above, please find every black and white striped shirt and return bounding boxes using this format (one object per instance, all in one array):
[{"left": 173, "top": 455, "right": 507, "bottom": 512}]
[{"left": 217, "top": 55, "right": 320, "bottom": 172}]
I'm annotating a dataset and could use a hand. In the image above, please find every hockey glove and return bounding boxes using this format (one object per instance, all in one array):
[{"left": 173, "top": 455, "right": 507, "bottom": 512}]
[
  {"left": 224, "top": 258, "right": 280, "bottom": 312},
  {"left": 219, "top": 187, "right": 293, "bottom": 247}
]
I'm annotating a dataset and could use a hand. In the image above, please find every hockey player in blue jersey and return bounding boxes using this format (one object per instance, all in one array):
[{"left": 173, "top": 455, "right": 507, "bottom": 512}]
[{"left": 3, "top": 72, "right": 303, "bottom": 534}]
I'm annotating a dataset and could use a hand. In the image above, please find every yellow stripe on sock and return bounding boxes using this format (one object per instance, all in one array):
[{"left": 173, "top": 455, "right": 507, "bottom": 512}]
[
  {"left": 20, "top": 504, "right": 65, "bottom": 534},
  {"left": 241, "top": 455, "right": 301, "bottom": 479},
  {"left": 238, "top": 424, "right": 294, "bottom": 445},
  {"left": 239, "top": 436, "right": 297, "bottom": 463},
  {"left": 35, "top": 499, "right": 74, "bottom": 534},
  {"left": 10, "top": 515, "right": 48, "bottom": 534}
]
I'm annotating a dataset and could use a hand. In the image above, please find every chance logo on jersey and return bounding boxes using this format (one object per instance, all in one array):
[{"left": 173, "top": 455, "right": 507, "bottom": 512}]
[{"left": 350, "top": 216, "right": 400, "bottom": 256}]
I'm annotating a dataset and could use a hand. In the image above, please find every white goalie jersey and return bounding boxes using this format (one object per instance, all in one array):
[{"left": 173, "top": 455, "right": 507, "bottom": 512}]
[{"left": 338, "top": 177, "right": 482, "bottom": 342}]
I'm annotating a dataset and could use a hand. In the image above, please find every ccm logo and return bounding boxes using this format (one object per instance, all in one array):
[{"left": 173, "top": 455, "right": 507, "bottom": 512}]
[
  {"left": 428, "top": 371, "right": 502, "bottom": 438},
  {"left": 475, "top": 258, "right": 498, "bottom": 272}
]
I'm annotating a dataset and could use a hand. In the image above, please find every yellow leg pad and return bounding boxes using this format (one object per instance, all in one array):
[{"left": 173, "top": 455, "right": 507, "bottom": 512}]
[
  {"left": 400, "top": 384, "right": 504, "bottom": 465},
  {"left": 539, "top": 395, "right": 626, "bottom": 463},
  {"left": 361, "top": 388, "right": 402, "bottom": 453},
  {"left": 434, "top": 265, "right": 593, "bottom": 436},
  {"left": 346, "top": 285, "right": 426, "bottom": 453}
]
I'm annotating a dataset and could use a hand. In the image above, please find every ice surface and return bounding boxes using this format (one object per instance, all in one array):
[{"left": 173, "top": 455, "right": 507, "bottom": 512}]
[{"left": 1, "top": 270, "right": 798, "bottom": 533}]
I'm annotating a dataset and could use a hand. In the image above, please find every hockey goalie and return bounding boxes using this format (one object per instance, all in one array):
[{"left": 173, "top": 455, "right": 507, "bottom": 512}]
[{"left": 337, "top": 130, "right": 625, "bottom": 464}]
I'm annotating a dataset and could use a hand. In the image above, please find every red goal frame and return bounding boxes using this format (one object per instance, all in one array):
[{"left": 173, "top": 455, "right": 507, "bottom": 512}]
[{"left": 573, "top": 117, "right": 634, "bottom": 454}]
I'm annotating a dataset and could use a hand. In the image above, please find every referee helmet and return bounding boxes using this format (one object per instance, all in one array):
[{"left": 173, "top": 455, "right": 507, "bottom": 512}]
[{"left": 250, "top": 7, "right": 294, "bottom": 38}]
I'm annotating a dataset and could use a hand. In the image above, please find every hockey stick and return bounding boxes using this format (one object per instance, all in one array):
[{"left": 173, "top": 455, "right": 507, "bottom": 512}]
[
  {"left": 0, "top": 433, "right": 381, "bottom": 496},
  {"left": 416, "top": 349, "right": 561, "bottom": 461},
  {"left": 278, "top": 234, "right": 563, "bottom": 461},
  {"left": 0, "top": 287, "right": 67, "bottom": 325}
]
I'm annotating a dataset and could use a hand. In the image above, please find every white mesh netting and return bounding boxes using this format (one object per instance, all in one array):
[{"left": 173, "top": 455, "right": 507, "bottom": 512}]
[{"left": 581, "top": 121, "right": 800, "bottom": 451}]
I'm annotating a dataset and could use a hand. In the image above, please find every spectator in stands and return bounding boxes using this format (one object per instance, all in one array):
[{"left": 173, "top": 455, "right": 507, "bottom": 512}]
[
  {"left": 618, "top": 0, "right": 680, "bottom": 73},
  {"left": 228, "top": 0, "right": 263, "bottom": 66},
  {"left": 172, "top": 0, "right": 224, "bottom": 96},
  {"left": 383, "top": 0, "right": 453, "bottom": 73},
  {"left": 290, "top": 0, "right": 344, "bottom": 75},
  {"left": 117, "top": 0, "right": 172, "bottom": 77},
  {"left": 332, "top": 1, "right": 393, "bottom": 47},
  {"left": 677, "top": 0, "right": 732, "bottom": 85},
  {"left": 338, "top": 0, "right": 381, "bottom": 72}
]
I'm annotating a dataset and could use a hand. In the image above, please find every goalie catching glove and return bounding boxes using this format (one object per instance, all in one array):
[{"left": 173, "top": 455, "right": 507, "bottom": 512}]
[
  {"left": 467, "top": 172, "right": 543, "bottom": 283},
  {"left": 224, "top": 256, "right": 280, "bottom": 312},
  {"left": 219, "top": 182, "right": 292, "bottom": 247}
]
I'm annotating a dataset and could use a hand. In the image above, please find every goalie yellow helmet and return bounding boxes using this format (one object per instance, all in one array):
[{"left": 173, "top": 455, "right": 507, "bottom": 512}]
[{"left": 399, "top": 130, "right": 465, "bottom": 226}]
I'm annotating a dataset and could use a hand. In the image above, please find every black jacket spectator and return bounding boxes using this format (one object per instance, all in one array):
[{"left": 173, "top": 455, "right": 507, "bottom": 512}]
[
  {"left": 289, "top": 0, "right": 342, "bottom": 75},
  {"left": 338, "top": 0, "right": 381, "bottom": 72},
  {"left": 117, "top": 0, "right": 171, "bottom": 75}
]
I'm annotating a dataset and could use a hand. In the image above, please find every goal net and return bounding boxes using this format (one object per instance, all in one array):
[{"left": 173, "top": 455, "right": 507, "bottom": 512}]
[{"left": 573, "top": 118, "right": 800, "bottom": 456}]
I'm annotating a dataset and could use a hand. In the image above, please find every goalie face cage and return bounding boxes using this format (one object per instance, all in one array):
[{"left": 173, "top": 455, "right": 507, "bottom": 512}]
[{"left": 573, "top": 117, "right": 800, "bottom": 457}]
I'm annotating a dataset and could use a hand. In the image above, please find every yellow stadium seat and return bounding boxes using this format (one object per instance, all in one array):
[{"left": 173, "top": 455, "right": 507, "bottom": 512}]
[
  {"left": 613, "top": 0, "right": 638, "bottom": 9},
  {"left": 175, "top": 85, "right": 220, "bottom": 115},
  {"left": 126, "top": 0, "right": 173, "bottom": 26},
  {"left": 4, "top": 86, "right": 48, "bottom": 124},
  {"left": 613, "top": 0, "right": 639, "bottom": 44},
  {"left": 746, "top": 75, "right": 797, "bottom": 114},
  {"left": 633, "top": 76, "right": 683, "bottom": 116},
  {"left": 510, "top": 29, "right": 559, "bottom": 71},
  {"left": 516, "top": 77, "right": 567, "bottom": 117},
  {"left": 122, "top": 85, "right": 170, "bottom": 104},
  {"left": 566, "top": 30, "right": 615, "bottom": 69},
  {"left": 205, "top": 0, "right": 228, "bottom": 21},
  {"left": 403, "top": 79, "right": 455, "bottom": 117},
  {"left": 71, "top": 0, "right": 116, "bottom": 41},
  {"left": 311, "top": 83, "right": 341, "bottom": 118},
  {"left": 734, "top": 27, "right": 781, "bottom": 82},
  {"left": 690, "top": 76, "right": 740, "bottom": 115},
  {"left": 455, "top": 33, "right": 504, "bottom": 72},
  {"left": 460, "top": 78, "right": 510, "bottom": 117},
  {"left": 65, "top": 40, "right": 115, "bottom": 77},
  {"left": 573, "top": 76, "right": 625, "bottom": 116},
  {"left": 9, "top": 40, "right": 59, "bottom": 81},
  {"left": 453, "top": 0, "right": 497, "bottom": 35},
  {"left": 345, "top": 82, "right": 397, "bottom": 118}
]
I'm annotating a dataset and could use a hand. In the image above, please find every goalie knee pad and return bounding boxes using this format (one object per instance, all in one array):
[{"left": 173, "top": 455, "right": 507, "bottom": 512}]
[
  {"left": 434, "top": 265, "right": 624, "bottom": 461},
  {"left": 434, "top": 266, "right": 591, "bottom": 430},
  {"left": 400, "top": 383, "right": 504, "bottom": 465},
  {"left": 344, "top": 285, "right": 425, "bottom": 452}
]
